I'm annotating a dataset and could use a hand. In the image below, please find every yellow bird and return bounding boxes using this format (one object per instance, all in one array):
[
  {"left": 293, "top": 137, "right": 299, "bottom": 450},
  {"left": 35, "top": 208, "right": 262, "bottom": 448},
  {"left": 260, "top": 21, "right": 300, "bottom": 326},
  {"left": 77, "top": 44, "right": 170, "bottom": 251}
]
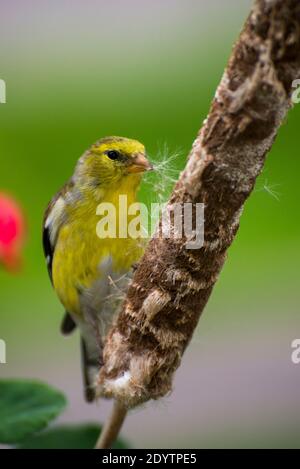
[{"left": 43, "top": 136, "right": 152, "bottom": 401}]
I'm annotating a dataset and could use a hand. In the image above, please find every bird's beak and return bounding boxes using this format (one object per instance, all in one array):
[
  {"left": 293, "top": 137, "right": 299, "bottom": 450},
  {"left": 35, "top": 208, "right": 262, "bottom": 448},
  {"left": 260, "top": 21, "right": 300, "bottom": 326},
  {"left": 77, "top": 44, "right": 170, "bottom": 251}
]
[{"left": 127, "top": 153, "right": 154, "bottom": 174}]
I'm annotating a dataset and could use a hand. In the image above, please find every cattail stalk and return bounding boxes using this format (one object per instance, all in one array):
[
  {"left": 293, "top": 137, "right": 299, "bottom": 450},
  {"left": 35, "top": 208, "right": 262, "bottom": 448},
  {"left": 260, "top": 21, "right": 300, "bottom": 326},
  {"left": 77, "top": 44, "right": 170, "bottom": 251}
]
[
  {"left": 97, "top": 0, "right": 300, "bottom": 414},
  {"left": 95, "top": 400, "right": 127, "bottom": 449}
]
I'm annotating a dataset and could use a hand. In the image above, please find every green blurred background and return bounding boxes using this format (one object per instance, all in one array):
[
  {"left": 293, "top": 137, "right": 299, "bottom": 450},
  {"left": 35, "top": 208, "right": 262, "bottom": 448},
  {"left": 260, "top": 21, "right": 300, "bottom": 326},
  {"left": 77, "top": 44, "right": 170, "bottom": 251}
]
[{"left": 1, "top": 0, "right": 300, "bottom": 448}]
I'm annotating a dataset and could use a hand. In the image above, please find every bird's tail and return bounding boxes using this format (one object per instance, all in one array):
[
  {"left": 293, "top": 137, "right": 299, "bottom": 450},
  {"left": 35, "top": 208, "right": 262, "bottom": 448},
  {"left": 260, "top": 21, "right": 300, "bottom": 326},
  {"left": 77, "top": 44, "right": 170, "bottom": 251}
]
[{"left": 80, "top": 337, "right": 100, "bottom": 402}]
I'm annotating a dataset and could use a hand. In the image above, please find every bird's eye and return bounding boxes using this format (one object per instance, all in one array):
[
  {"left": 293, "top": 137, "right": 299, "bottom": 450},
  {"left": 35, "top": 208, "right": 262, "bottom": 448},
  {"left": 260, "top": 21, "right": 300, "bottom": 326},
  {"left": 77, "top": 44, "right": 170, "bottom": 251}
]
[{"left": 106, "top": 150, "right": 119, "bottom": 160}]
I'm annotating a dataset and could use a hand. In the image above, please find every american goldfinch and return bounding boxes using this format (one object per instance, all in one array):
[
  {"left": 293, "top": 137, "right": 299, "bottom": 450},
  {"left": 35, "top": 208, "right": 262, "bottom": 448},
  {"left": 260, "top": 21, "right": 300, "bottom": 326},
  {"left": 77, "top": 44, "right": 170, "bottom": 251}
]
[
  {"left": 43, "top": 136, "right": 153, "bottom": 401},
  {"left": 0, "top": 193, "right": 25, "bottom": 272}
]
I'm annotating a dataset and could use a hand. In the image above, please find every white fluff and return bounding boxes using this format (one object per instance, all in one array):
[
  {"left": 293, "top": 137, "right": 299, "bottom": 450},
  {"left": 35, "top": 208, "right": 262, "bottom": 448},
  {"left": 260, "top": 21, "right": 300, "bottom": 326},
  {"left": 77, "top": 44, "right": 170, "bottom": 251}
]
[{"left": 108, "top": 371, "right": 131, "bottom": 391}]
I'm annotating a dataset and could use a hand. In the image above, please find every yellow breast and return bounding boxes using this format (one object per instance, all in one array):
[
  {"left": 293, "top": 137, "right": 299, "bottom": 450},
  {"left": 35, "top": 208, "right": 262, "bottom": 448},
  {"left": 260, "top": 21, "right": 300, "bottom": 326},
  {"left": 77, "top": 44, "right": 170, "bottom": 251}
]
[{"left": 52, "top": 178, "right": 145, "bottom": 316}]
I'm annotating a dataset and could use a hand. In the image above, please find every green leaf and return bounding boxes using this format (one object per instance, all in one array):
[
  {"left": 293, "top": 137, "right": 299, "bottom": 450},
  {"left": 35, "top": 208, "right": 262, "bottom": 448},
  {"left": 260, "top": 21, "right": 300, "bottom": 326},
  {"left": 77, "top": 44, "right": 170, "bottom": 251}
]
[
  {"left": 0, "top": 379, "right": 67, "bottom": 444},
  {"left": 18, "top": 424, "right": 130, "bottom": 449}
]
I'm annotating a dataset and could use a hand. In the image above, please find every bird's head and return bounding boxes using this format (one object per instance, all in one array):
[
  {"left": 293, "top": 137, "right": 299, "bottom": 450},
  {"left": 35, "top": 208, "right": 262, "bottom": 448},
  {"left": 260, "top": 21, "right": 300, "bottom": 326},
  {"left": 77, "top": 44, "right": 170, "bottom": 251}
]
[{"left": 75, "top": 136, "right": 153, "bottom": 188}]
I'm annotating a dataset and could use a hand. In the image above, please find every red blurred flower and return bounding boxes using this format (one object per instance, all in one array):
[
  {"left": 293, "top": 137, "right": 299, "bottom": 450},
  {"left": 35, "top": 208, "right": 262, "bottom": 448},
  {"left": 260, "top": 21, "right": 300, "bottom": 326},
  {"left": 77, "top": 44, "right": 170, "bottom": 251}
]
[{"left": 0, "top": 193, "right": 26, "bottom": 272}]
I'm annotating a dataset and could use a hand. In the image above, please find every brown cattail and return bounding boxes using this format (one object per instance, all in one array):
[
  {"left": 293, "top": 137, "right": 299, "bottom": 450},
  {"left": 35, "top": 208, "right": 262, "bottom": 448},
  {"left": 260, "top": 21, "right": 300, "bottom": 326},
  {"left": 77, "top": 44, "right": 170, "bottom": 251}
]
[{"left": 96, "top": 0, "right": 300, "bottom": 409}]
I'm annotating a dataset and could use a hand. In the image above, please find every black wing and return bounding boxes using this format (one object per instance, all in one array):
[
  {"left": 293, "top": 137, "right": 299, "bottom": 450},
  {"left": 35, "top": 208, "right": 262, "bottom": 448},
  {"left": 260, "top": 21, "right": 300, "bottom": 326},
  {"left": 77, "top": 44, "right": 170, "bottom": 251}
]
[
  {"left": 42, "top": 224, "right": 54, "bottom": 282},
  {"left": 43, "top": 182, "right": 77, "bottom": 335},
  {"left": 61, "top": 311, "right": 77, "bottom": 335}
]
